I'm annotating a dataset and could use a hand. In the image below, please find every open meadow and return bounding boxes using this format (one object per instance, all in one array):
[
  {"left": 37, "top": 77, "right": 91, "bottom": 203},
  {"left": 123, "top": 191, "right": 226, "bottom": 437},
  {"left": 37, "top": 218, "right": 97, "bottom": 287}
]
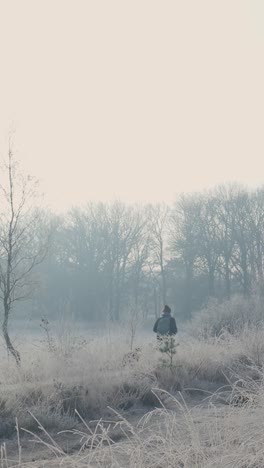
[
  {"left": 1, "top": 296, "right": 264, "bottom": 467},
  {"left": 1, "top": 0, "right": 263, "bottom": 465}
]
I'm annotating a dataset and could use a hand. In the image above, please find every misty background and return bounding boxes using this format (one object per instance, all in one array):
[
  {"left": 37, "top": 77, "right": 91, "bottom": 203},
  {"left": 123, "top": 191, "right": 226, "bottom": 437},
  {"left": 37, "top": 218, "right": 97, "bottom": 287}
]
[
  {"left": 11, "top": 184, "right": 264, "bottom": 327},
  {"left": 0, "top": 3, "right": 264, "bottom": 465},
  {"left": 0, "top": 1, "right": 264, "bottom": 332}
]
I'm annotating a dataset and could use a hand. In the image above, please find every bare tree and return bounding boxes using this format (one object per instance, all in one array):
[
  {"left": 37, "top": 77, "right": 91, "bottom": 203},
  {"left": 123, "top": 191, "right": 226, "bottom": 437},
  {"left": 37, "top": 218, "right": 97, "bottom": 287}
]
[
  {"left": 64, "top": 203, "right": 111, "bottom": 318},
  {"left": 148, "top": 204, "right": 170, "bottom": 305},
  {"left": 106, "top": 202, "right": 145, "bottom": 321},
  {"left": 0, "top": 146, "right": 50, "bottom": 365},
  {"left": 197, "top": 194, "right": 221, "bottom": 296},
  {"left": 248, "top": 188, "right": 264, "bottom": 285},
  {"left": 170, "top": 194, "right": 201, "bottom": 317},
  {"left": 231, "top": 189, "right": 252, "bottom": 295},
  {"left": 128, "top": 223, "right": 149, "bottom": 312},
  {"left": 213, "top": 185, "right": 237, "bottom": 298}
]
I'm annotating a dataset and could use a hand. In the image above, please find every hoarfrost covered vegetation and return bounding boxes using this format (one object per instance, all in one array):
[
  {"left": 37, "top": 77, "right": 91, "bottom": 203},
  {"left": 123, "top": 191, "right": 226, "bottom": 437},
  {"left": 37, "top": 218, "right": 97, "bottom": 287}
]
[
  {"left": 2, "top": 297, "right": 264, "bottom": 467},
  {"left": 1, "top": 152, "right": 264, "bottom": 466}
]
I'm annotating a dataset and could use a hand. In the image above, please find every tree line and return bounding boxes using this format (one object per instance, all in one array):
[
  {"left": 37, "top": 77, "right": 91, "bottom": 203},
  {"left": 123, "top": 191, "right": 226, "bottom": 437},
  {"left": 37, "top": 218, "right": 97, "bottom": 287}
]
[
  {"left": 37, "top": 185, "right": 264, "bottom": 322},
  {"left": 1, "top": 150, "right": 264, "bottom": 363}
]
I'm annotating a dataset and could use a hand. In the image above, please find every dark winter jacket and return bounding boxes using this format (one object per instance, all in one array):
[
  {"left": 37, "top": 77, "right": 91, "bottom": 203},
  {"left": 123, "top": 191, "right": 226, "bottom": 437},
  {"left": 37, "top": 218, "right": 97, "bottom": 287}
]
[{"left": 153, "top": 314, "right": 177, "bottom": 335}]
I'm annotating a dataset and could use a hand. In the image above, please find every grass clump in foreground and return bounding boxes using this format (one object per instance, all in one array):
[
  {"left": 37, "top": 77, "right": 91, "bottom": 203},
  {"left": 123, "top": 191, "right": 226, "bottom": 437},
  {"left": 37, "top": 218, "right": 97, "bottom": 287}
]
[
  {"left": 1, "top": 321, "right": 264, "bottom": 434},
  {"left": 2, "top": 297, "right": 264, "bottom": 465},
  {"left": 3, "top": 382, "right": 264, "bottom": 468}
]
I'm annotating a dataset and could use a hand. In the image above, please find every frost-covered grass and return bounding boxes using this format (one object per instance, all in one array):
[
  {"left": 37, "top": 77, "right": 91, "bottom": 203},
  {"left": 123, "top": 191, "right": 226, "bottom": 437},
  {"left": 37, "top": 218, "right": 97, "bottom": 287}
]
[
  {"left": 3, "top": 383, "right": 264, "bottom": 467},
  {"left": 1, "top": 316, "right": 264, "bottom": 433},
  {"left": 2, "top": 303, "right": 264, "bottom": 466}
]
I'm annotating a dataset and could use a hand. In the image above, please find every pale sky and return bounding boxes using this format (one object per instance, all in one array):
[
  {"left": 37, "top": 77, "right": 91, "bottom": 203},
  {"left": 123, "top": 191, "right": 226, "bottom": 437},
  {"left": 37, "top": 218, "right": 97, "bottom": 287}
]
[{"left": 0, "top": 1, "right": 263, "bottom": 210}]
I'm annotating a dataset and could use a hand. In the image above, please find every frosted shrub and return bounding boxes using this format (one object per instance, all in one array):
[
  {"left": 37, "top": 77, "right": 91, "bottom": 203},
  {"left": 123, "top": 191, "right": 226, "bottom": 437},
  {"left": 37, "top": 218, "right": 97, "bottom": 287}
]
[{"left": 189, "top": 293, "right": 264, "bottom": 339}]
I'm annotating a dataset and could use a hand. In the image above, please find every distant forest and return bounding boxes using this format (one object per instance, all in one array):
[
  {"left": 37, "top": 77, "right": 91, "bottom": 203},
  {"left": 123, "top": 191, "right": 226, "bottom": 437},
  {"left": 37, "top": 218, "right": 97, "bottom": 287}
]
[{"left": 29, "top": 184, "right": 264, "bottom": 322}]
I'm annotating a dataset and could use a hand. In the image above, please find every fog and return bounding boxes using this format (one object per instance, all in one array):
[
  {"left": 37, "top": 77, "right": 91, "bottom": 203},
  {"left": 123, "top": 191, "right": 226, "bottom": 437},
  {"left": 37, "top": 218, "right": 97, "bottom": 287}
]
[
  {"left": 3, "top": 175, "right": 264, "bottom": 328},
  {"left": 1, "top": 3, "right": 264, "bottom": 466},
  {"left": 0, "top": 1, "right": 263, "bottom": 360}
]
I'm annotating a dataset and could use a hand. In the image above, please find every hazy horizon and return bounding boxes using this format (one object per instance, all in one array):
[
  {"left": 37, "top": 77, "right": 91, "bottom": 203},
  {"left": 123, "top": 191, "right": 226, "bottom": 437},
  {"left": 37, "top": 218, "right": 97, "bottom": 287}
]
[{"left": 0, "top": 1, "right": 263, "bottom": 210}]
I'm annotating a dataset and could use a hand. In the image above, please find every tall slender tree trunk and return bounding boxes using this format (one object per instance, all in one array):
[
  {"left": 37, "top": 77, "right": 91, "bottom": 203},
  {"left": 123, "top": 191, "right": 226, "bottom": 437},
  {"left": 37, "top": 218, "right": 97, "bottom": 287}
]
[
  {"left": 183, "top": 263, "right": 193, "bottom": 319},
  {"left": 224, "top": 259, "right": 231, "bottom": 299},
  {"left": 108, "top": 273, "right": 114, "bottom": 320},
  {"left": 208, "top": 267, "right": 215, "bottom": 296},
  {"left": 2, "top": 305, "right": 20, "bottom": 366},
  {"left": 115, "top": 291, "right": 120, "bottom": 321},
  {"left": 114, "top": 265, "right": 121, "bottom": 321},
  {"left": 161, "top": 265, "right": 167, "bottom": 305},
  {"left": 133, "top": 269, "right": 140, "bottom": 311},
  {"left": 241, "top": 250, "right": 250, "bottom": 296},
  {"left": 153, "top": 286, "right": 158, "bottom": 319},
  {"left": 256, "top": 237, "right": 263, "bottom": 283},
  {"left": 159, "top": 239, "right": 167, "bottom": 305}
]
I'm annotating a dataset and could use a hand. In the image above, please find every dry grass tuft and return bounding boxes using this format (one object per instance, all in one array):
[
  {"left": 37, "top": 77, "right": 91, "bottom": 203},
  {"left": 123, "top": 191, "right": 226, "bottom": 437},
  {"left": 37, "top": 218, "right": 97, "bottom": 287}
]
[{"left": 2, "top": 304, "right": 264, "bottom": 466}]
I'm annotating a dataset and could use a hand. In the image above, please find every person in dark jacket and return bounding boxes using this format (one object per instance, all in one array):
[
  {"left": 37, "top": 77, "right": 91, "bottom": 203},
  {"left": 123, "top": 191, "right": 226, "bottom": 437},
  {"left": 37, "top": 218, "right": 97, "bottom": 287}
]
[{"left": 153, "top": 305, "right": 177, "bottom": 338}]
